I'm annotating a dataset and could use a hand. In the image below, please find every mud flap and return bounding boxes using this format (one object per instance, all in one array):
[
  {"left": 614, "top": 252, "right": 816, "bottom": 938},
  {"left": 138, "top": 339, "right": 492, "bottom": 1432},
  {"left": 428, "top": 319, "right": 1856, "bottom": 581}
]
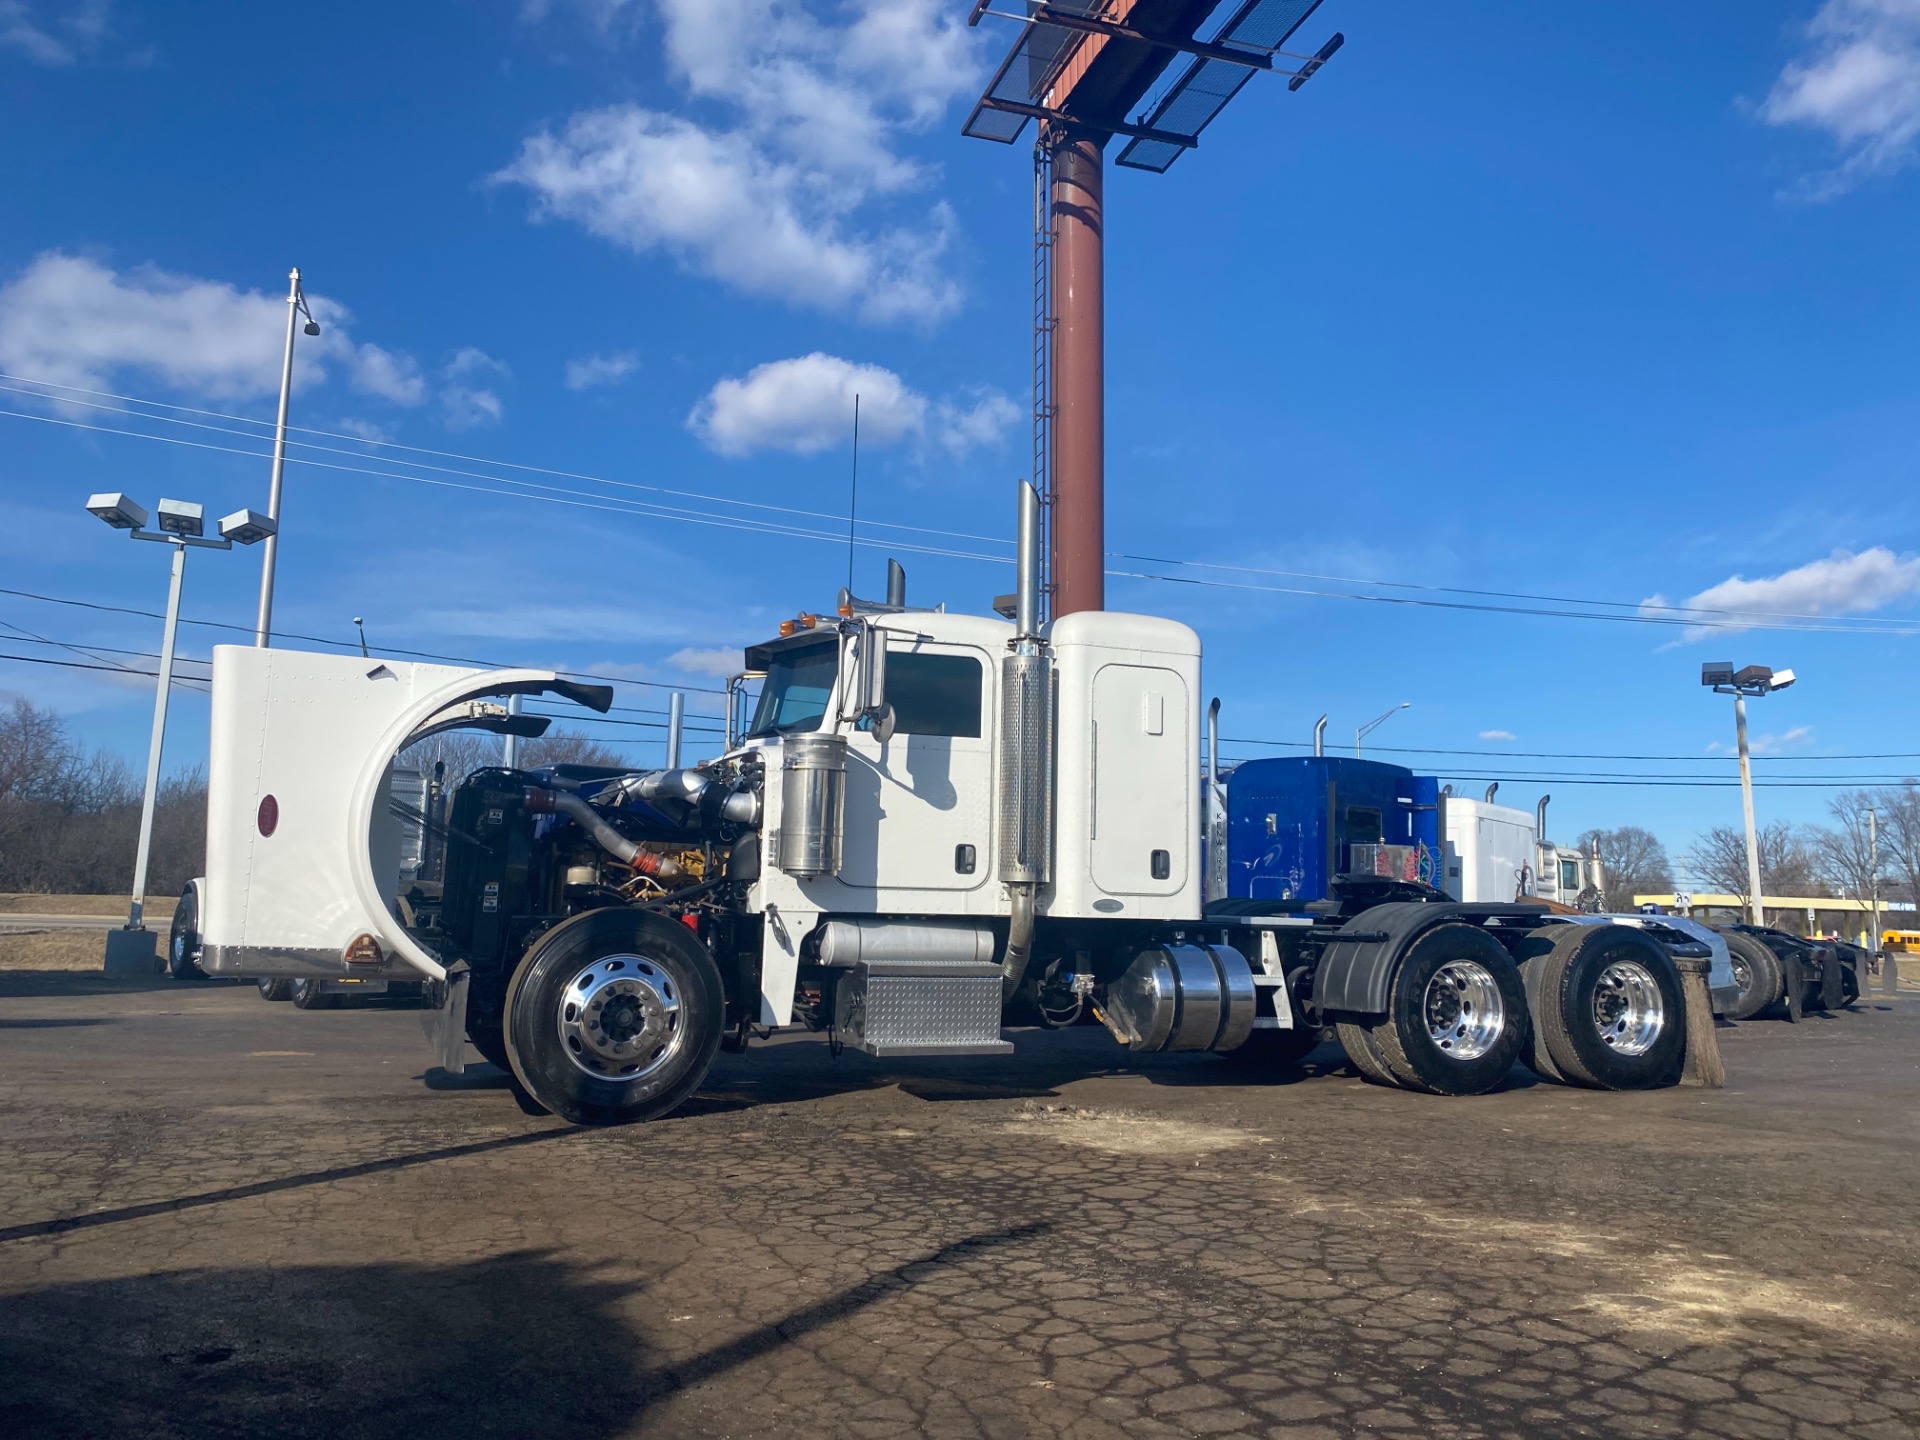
[{"left": 419, "top": 962, "right": 470, "bottom": 1076}]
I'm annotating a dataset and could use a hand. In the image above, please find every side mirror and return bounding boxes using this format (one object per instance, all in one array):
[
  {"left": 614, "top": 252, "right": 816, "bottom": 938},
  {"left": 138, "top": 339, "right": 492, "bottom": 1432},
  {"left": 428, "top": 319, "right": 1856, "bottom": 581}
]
[{"left": 840, "top": 621, "right": 893, "bottom": 738}]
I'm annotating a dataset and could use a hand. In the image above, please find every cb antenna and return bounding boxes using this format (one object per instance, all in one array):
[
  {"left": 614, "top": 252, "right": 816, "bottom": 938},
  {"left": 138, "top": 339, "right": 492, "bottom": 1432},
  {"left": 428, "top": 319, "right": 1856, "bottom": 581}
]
[{"left": 847, "top": 392, "right": 860, "bottom": 592}]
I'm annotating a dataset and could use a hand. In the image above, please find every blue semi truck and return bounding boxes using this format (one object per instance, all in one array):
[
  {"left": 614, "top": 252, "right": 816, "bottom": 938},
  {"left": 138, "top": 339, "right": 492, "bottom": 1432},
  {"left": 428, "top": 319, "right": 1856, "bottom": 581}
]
[{"left": 1195, "top": 709, "right": 1733, "bottom": 1089}]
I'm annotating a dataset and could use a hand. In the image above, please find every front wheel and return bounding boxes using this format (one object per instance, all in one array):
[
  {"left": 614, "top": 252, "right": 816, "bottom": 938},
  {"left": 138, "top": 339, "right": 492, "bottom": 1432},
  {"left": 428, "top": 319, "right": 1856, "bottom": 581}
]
[
  {"left": 1538, "top": 926, "right": 1684, "bottom": 1090},
  {"left": 504, "top": 909, "right": 724, "bottom": 1126},
  {"left": 1367, "top": 924, "right": 1528, "bottom": 1096},
  {"left": 257, "top": 977, "right": 293, "bottom": 1002}
]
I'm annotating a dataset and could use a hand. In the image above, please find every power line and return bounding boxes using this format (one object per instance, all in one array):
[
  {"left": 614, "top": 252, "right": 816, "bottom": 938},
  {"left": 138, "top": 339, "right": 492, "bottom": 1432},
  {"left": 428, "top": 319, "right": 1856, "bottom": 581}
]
[
  {"left": 8, "top": 371, "right": 1917, "bottom": 638},
  {"left": 1218, "top": 736, "right": 1920, "bottom": 763},
  {"left": 0, "top": 375, "right": 1016, "bottom": 549},
  {"left": 0, "top": 404, "right": 1013, "bottom": 566},
  {"left": 0, "top": 584, "right": 728, "bottom": 694}
]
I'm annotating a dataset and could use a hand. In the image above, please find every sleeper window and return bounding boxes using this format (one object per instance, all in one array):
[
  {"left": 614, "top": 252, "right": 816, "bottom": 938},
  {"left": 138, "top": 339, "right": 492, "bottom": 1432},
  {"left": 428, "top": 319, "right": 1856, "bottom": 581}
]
[{"left": 883, "top": 652, "right": 983, "bottom": 738}]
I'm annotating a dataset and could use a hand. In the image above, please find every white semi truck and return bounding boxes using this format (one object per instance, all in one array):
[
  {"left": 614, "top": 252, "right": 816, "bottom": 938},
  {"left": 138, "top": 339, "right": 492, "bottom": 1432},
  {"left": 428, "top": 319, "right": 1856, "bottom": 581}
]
[
  {"left": 186, "top": 486, "right": 1698, "bottom": 1124},
  {"left": 1440, "top": 790, "right": 1601, "bottom": 910}
]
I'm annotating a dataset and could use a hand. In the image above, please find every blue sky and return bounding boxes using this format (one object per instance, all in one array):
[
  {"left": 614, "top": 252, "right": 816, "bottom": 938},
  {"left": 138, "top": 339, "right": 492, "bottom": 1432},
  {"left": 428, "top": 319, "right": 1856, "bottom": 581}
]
[{"left": 2, "top": 0, "right": 1918, "bottom": 866}]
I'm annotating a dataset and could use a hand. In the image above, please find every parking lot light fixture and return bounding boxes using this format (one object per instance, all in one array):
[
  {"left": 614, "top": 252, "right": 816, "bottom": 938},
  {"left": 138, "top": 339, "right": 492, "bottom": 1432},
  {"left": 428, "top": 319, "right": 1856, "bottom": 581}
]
[
  {"left": 1702, "top": 661, "right": 1799, "bottom": 925},
  {"left": 88, "top": 493, "right": 273, "bottom": 973}
]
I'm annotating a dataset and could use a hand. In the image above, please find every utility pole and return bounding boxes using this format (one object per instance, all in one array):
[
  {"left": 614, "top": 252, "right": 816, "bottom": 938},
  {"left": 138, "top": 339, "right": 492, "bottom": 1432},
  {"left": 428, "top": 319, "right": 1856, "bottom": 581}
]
[{"left": 1869, "top": 805, "right": 1881, "bottom": 954}]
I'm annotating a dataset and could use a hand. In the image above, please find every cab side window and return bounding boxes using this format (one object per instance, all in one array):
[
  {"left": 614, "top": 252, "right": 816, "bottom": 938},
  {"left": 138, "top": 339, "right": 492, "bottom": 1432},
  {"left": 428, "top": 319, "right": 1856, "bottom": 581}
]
[{"left": 885, "top": 652, "right": 983, "bottom": 738}]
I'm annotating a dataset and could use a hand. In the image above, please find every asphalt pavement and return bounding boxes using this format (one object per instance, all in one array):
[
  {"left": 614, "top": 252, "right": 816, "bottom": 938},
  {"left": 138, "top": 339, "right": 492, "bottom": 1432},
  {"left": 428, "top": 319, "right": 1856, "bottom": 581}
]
[{"left": 0, "top": 972, "right": 1915, "bottom": 1439}]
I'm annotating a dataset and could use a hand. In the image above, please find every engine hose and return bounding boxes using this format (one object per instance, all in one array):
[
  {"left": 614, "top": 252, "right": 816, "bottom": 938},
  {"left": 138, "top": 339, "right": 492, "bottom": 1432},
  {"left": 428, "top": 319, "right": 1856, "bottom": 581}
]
[
  {"left": 1002, "top": 884, "right": 1037, "bottom": 1000},
  {"left": 527, "top": 788, "right": 669, "bottom": 873}
]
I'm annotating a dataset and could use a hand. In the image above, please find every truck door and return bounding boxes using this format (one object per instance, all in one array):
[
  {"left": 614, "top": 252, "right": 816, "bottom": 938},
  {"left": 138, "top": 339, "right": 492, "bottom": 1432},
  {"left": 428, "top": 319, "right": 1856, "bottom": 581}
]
[
  {"left": 837, "top": 642, "right": 993, "bottom": 894},
  {"left": 1091, "top": 663, "right": 1190, "bottom": 896}
]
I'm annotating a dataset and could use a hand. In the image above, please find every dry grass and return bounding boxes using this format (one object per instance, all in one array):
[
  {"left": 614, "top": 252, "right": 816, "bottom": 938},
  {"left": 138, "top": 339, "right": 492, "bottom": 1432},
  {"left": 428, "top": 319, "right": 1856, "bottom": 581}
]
[
  {"left": 0, "top": 894, "right": 126, "bottom": 916},
  {"left": 0, "top": 930, "right": 116, "bottom": 971}
]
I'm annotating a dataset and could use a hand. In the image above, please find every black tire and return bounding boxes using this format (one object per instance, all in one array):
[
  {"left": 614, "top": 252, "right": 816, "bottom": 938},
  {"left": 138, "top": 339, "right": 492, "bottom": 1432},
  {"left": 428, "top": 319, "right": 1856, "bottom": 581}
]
[
  {"left": 290, "top": 977, "right": 337, "bottom": 1010},
  {"left": 167, "top": 888, "right": 206, "bottom": 981},
  {"left": 504, "top": 908, "right": 724, "bottom": 1126},
  {"left": 1839, "top": 949, "right": 1863, "bottom": 1005},
  {"left": 256, "top": 977, "right": 293, "bottom": 1002},
  {"left": 1335, "top": 1020, "right": 1399, "bottom": 1087},
  {"left": 1539, "top": 926, "right": 1685, "bottom": 1090},
  {"left": 1722, "top": 933, "right": 1781, "bottom": 1021},
  {"left": 1514, "top": 926, "right": 1569, "bottom": 1083},
  {"left": 1367, "top": 924, "right": 1528, "bottom": 1096}
]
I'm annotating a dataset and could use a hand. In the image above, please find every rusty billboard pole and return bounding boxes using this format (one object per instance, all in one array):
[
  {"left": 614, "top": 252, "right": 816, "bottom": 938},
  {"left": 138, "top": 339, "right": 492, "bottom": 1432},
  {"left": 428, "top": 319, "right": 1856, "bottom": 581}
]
[
  {"left": 965, "top": 1, "right": 1344, "bottom": 624},
  {"left": 1049, "top": 131, "right": 1106, "bottom": 618}
]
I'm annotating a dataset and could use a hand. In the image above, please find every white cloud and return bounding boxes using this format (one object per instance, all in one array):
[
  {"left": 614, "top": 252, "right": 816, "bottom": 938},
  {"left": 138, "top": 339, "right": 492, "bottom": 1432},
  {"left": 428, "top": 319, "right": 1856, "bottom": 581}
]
[
  {"left": 565, "top": 351, "right": 640, "bottom": 390},
  {"left": 350, "top": 344, "right": 426, "bottom": 405},
  {"left": 0, "top": 252, "right": 426, "bottom": 408},
  {"left": 687, "top": 352, "right": 1016, "bottom": 459},
  {"left": 0, "top": 0, "right": 127, "bottom": 66},
  {"left": 1478, "top": 730, "right": 1517, "bottom": 743},
  {"left": 1643, "top": 547, "right": 1920, "bottom": 641},
  {"left": 665, "top": 646, "right": 744, "bottom": 678},
  {"left": 1758, "top": 725, "right": 1812, "bottom": 760},
  {"left": 332, "top": 417, "right": 394, "bottom": 443},
  {"left": 1727, "top": 725, "right": 1817, "bottom": 756},
  {"left": 933, "top": 390, "right": 1022, "bottom": 457},
  {"left": 494, "top": 107, "right": 960, "bottom": 326},
  {"left": 496, "top": 1, "right": 981, "bottom": 325},
  {"left": 1762, "top": 0, "right": 1920, "bottom": 197},
  {"left": 440, "top": 348, "right": 509, "bottom": 429}
]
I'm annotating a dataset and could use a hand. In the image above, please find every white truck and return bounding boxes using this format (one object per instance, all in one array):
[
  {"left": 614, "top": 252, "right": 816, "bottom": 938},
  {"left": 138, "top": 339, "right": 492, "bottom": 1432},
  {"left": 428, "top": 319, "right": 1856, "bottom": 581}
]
[
  {"left": 184, "top": 486, "right": 1702, "bottom": 1123},
  {"left": 1440, "top": 790, "right": 1602, "bottom": 910}
]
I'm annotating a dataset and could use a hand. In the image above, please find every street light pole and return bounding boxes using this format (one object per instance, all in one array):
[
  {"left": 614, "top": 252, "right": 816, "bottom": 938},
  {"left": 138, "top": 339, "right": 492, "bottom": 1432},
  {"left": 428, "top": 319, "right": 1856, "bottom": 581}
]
[
  {"left": 89, "top": 493, "right": 276, "bottom": 972},
  {"left": 128, "top": 540, "right": 187, "bottom": 932},
  {"left": 1355, "top": 702, "right": 1410, "bottom": 758},
  {"left": 1702, "top": 662, "right": 1796, "bottom": 929},
  {"left": 1733, "top": 691, "right": 1764, "bottom": 926},
  {"left": 255, "top": 266, "right": 318, "bottom": 647}
]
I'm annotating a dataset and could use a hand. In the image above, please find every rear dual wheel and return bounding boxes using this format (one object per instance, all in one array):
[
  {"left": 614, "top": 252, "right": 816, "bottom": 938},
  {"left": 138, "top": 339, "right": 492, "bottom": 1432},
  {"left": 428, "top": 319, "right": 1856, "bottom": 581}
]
[
  {"left": 257, "top": 977, "right": 293, "bottom": 1002},
  {"left": 1533, "top": 926, "right": 1684, "bottom": 1090},
  {"left": 1346, "top": 924, "right": 1528, "bottom": 1096}
]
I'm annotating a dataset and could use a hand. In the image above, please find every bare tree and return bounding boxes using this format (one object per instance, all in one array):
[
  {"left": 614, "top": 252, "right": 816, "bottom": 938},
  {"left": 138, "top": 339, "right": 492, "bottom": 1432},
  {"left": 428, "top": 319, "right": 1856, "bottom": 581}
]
[
  {"left": 1576, "top": 826, "right": 1673, "bottom": 911},
  {"left": 1812, "top": 791, "right": 1891, "bottom": 913},
  {"left": 396, "top": 727, "right": 632, "bottom": 789},
  {"left": 0, "top": 700, "right": 204, "bottom": 896},
  {"left": 1875, "top": 781, "right": 1920, "bottom": 911},
  {"left": 1686, "top": 820, "right": 1828, "bottom": 927}
]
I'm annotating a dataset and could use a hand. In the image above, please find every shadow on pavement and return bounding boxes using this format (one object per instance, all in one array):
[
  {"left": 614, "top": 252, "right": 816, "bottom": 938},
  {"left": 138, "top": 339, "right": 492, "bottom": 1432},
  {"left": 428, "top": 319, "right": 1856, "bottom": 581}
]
[
  {"left": 0, "top": 1226, "right": 1045, "bottom": 1440},
  {"left": 0, "top": 971, "right": 181, "bottom": 999},
  {"left": 0, "top": 1129, "right": 579, "bottom": 1245}
]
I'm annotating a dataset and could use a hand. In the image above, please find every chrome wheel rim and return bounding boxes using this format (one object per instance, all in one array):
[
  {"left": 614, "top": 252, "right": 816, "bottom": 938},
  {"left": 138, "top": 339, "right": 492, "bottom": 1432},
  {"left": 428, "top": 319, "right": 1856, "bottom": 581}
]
[
  {"left": 1424, "top": 960, "right": 1504, "bottom": 1061},
  {"left": 1729, "top": 953, "right": 1753, "bottom": 996},
  {"left": 1594, "top": 960, "right": 1664, "bottom": 1056},
  {"left": 557, "top": 955, "right": 684, "bottom": 1082}
]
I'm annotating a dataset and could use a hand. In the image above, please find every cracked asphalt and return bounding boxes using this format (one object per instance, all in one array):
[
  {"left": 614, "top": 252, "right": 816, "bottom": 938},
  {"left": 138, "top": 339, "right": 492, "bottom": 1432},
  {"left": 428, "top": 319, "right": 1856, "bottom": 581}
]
[{"left": 0, "top": 971, "right": 1916, "bottom": 1440}]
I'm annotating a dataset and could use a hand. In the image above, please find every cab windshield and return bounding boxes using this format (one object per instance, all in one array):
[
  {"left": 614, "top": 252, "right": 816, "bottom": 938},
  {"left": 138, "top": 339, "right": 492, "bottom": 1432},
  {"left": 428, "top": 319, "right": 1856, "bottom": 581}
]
[{"left": 746, "top": 639, "right": 838, "bottom": 738}]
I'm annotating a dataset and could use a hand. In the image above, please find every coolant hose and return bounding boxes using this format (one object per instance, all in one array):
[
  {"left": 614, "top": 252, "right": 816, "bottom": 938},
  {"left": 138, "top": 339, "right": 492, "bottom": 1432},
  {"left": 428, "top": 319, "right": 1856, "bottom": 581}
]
[{"left": 1002, "top": 883, "right": 1036, "bottom": 999}]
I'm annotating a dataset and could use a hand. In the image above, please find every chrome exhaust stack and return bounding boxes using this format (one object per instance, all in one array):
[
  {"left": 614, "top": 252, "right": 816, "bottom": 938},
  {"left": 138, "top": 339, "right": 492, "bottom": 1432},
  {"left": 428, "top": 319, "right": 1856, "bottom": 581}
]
[{"left": 998, "top": 480, "right": 1052, "bottom": 995}]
